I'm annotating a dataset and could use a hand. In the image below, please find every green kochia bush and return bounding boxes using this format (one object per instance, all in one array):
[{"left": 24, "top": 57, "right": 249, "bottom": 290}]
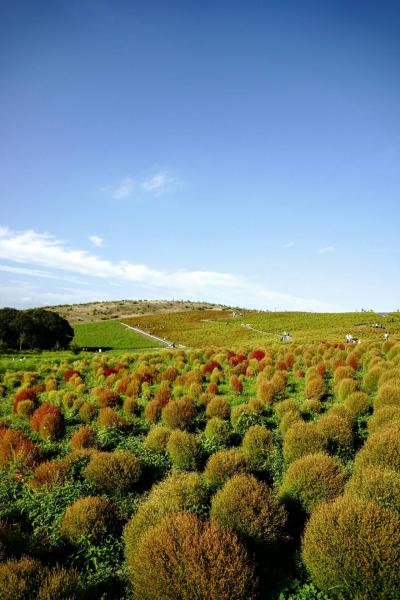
[
  {"left": 279, "top": 452, "right": 346, "bottom": 513},
  {"left": 345, "top": 466, "right": 400, "bottom": 513},
  {"left": 83, "top": 450, "right": 141, "bottom": 493},
  {"left": 241, "top": 424, "right": 273, "bottom": 472},
  {"left": 302, "top": 495, "right": 400, "bottom": 599},
  {"left": 210, "top": 473, "right": 287, "bottom": 547},
  {"left": 204, "top": 449, "right": 247, "bottom": 489},
  {"left": 167, "top": 430, "right": 200, "bottom": 470},
  {"left": 61, "top": 496, "right": 115, "bottom": 545}
]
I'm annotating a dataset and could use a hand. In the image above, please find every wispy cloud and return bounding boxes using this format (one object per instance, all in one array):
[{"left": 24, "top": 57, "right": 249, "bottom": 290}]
[
  {"left": 318, "top": 245, "right": 336, "bottom": 254},
  {"left": 105, "top": 169, "right": 179, "bottom": 200},
  {"left": 89, "top": 235, "right": 103, "bottom": 247},
  {"left": 0, "top": 226, "right": 339, "bottom": 311},
  {"left": 284, "top": 241, "right": 295, "bottom": 248}
]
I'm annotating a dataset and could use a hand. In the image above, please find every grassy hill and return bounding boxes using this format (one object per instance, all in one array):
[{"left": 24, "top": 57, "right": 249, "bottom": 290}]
[
  {"left": 123, "top": 309, "right": 400, "bottom": 348},
  {"left": 72, "top": 320, "right": 165, "bottom": 351},
  {"left": 44, "top": 299, "right": 230, "bottom": 324}
]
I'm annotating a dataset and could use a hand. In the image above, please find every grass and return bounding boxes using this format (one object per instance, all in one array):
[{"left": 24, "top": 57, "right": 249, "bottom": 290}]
[{"left": 73, "top": 320, "right": 165, "bottom": 350}]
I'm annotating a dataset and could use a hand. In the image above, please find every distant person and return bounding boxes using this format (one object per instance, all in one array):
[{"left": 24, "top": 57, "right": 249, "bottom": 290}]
[{"left": 384, "top": 333, "right": 390, "bottom": 340}]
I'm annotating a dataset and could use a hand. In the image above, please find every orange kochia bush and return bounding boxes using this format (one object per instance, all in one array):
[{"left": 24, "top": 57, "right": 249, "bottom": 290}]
[
  {"left": 0, "top": 426, "right": 42, "bottom": 468},
  {"left": 13, "top": 388, "right": 38, "bottom": 413}
]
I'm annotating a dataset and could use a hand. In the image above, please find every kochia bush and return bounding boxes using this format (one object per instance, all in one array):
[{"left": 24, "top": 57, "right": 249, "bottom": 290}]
[
  {"left": 302, "top": 495, "right": 400, "bottom": 599},
  {"left": 279, "top": 452, "right": 346, "bottom": 513},
  {"left": 127, "top": 512, "right": 256, "bottom": 600},
  {"left": 211, "top": 473, "right": 287, "bottom": 547}
]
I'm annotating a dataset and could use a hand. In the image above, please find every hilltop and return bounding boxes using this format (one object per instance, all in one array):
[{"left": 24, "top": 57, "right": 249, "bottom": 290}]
[{"left": 44, "top": 299, "right": 232, "bottom": 324}]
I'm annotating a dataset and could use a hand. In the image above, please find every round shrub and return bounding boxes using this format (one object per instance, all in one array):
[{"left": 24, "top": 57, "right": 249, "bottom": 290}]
[
  {"left": 283, "top": 422, "right": 325, "bottom": 463},
  {"left": 374, "top": 382, "right": 400, "bottom": 411},
  {"left": 204, "top": 417, "right": 231, "bottom": 447},
  {"left": 279, "top": 410, "right": 301, "bottom": 435},
  {"left": 29, "top": 459, "right": 70, "bottom": 489},
  {"left": 61, "top": 496, "right": 115, "bottom": 544},
  {"left": 230, "top": 403, "right": 258, "bottom": 435},
  {"left": 38, "top": 566, "right": 83, "bottom": 600},
  {"left": 162, "top": 397, "right": 195, "bottom": 430},
  {"left": 123, "top": 396, "right": 139, "bottom": 416},
  {"left": 211, "top": 473, "right": 287, "bottom": 547},
  {"left": 279, "top": 452, "right": 346, "bottom": 513},
  {"left": 16, "top": 400, "right": 36, "bottom": 418},
  {"left": 368, "top": 406, "right": 400, "bottom": 434},
  {"left": 31, "top": 404, "right": 64, "bottom": 441},
  {"left": 354, "top": 424, "right": 400, "bottom": 471},
  {"left": 302, "top": 495, "right": 400, "bottom": 599},
  {"left": 144, "top": 426, "right": 171, "bottom": 452},
  {"left": 96, "top": 407, "right": 125, "bottom": 429},
  {"left": 0, "top": 428, "right": 41, "bottom": 468},
  {"left": 70, "top": 425, "right": 96, "bottom": 450},
  {"left": 78, "top": 401, "right": 97, "bottom": 422},
  {"left": 275, "top": 399, "right": 297, "bottom": 420},
  {"left": 315, "top": 414, "right": 353, "bottom": 457},
  {"left": 345, "top": 466, "right": 400, "bottom": 513},
  {"left": 127, "top": 512, "right": 256, "bottom": 600},
  {"left": 299, "top": 398, "right": 321, "bottom": 417},
  {"left": 93, "top": 387, "right": 120, "bottom": 408},
  {"left": 333, "top": 366, "right": 354, "bottom": 385},
  {"left": 204, "top": 448, "right": 247, "bottom": 488},
  {"left": 363, "top": 366, "right": 385, "bottom": 391},
  {"left": 304, "top": 377, "right": 325, "bottom": 401},
  {"left": 242, "top": 424, "right": 273, "bottom": 472},
  {"left": 344, "top": 391, "right": 370, "bottom": 418},
  {"left": 336, "top": 377, "right": 358, "bottom": 402},
  {"left": 327, "top": 404, "right": 353, "bottom": 423},
  {"left": 84, "top": 450, "right": 141, "bottom": 493},
  {"left": 144, "top": 399, "right": 162, "bottom": 423},
  {"left": 206, "top": 396, "right": 230, "bottom": 419},
  {"left": 0, "top": 557, "right": 44, "bottom": 600},
  {"left": 167, "top": 430, "right": 200, "bottom": 470},
  {"left": 124, "top": 471, "right": 208, "bottom": 553}
]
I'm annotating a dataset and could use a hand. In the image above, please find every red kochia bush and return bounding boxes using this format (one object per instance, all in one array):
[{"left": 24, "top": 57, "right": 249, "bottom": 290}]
[
  {"left": 31, "top": 404, "right": 64, "bottom": 441},
  {"left": 203, "top": 360, "right": 222, "bottom": 374},
  {"left": 13, "top": 389, "right": 38, "bottom": 413},
  {"left": 249, "top": 350, "right": 265, "bottom": 361},
  {"left": 63, "top": 370, "right": 80, "bottom": 382},
  {"left": 228, "top": 354, "right": 247, "bottom": 367}
]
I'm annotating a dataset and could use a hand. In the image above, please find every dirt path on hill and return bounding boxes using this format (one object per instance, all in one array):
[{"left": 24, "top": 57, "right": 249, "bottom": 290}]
[{"left": 123, "top": 324, "right": 188, "bottom": 349}]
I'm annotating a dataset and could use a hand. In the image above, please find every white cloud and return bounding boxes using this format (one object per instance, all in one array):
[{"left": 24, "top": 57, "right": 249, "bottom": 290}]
[
  {"left": 141, "top": 170, "right": 177, "bottom": 195},
  {"left": 89, "top": 235, "right": 103, "bottom": 247},
  {"left": 318, "top": 245, "right": 336, "bottom": 254},
  {"left": 111, "top": 176, "right": 136, "bottom": 199},
  {"left": 284, "top": 241, "right": 295, "bottom": 248},
  {"left": 105, "top": 169, "right": 179, "bottom": 200},
  {"left": 0, "top": 226, "right": 339, "bottom": 311}
]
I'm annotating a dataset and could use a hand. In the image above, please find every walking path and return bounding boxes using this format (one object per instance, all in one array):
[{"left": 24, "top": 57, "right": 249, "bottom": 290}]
[{"left": 123, "top": 324, "right": 188, "bottom": 349}]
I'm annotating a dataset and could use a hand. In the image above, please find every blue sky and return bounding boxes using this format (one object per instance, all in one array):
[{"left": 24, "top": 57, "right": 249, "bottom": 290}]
[{"left": 0, "top": 0, "right": 399, "bottom": 311}]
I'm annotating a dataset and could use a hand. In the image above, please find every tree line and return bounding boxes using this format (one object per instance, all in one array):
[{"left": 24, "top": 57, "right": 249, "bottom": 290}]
[{"left": 0, "top": 308, "right": 73, "bottom": 351}]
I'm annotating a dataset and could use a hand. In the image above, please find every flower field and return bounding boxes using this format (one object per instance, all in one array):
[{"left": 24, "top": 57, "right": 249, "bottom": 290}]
[
  {"left": 0, "top": 338, "right": 400, "bottom": 599},
  {"left": 123, "top": 309, "right": 400, "bottom": 348}
]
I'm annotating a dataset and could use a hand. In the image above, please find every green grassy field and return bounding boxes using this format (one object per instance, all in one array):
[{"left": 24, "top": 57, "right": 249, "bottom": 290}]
[
  {"left": 123, "top": 309, "right": 400, "bottom": 348},
  {"left": 73, "top": 320, "right": 164, "bottom": 350}
]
